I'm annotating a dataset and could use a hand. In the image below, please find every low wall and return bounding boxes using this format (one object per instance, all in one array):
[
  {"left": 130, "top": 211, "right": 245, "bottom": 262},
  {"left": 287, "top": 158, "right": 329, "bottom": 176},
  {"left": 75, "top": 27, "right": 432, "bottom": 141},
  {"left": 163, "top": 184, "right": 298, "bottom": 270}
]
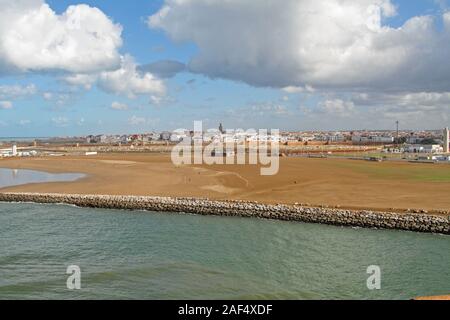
[{"left": 0, "top": 193, "right": 448, "bottom": 234}]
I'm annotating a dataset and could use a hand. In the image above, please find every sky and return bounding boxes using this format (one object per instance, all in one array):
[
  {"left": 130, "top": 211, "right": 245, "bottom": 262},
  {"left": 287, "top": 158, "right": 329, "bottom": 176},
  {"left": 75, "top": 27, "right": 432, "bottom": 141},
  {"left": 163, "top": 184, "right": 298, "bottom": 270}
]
[{"left": 0, "top": 0, "right": 449, "bottom": 137}]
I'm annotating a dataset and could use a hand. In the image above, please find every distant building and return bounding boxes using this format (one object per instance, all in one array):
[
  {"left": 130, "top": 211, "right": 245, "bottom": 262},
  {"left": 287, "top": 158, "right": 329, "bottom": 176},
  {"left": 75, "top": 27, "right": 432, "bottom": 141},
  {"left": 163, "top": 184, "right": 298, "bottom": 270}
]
[
  {"left": 444, "top": 127, "right": 449, "bottom": 153},
  {"left": 352, "top": 136, "right": 394, "bottom": 144},
  {"left": 120, "top": 135, "right": 129, "bottom": 144},
  {"left": 431, "top": 155, "right": 450, "bottom": 162},
  {"left": 86, "top": 135, "right": 94, "bottom": 143},
  {"left": 406, "top": 144, "right": 443, "bottom": 154},
  {"left": 0, "top": 145, "right": 37, "bottom": 158},
  {"left": 299, "top": 136, "right": 315, "bottom": 142},
  {"left": 170, "top": 133, "right": 187, "bottom": 142},
  {"left": 406, "top": 136, "right": 423, "bottom": 144},
  {"left": 325, "top": 135, "right": 345, "bottom": 142},
  {"left": 86, "top": 135, "right": 103, "bottom": 143},
  {"left": 160, "top": 131, "right": 171, "bottom": 141}
]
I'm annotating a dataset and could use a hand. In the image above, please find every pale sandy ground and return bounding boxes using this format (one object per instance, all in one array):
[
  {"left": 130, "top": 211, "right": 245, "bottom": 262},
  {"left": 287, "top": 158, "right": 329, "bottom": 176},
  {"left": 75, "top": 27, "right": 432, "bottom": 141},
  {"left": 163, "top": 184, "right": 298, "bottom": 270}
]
[
  {"left": 0, "top": 153, "right": 450, "bottom": 214},
  {"left": 414, "top": 295, "right": 450, "bottom": 300}
]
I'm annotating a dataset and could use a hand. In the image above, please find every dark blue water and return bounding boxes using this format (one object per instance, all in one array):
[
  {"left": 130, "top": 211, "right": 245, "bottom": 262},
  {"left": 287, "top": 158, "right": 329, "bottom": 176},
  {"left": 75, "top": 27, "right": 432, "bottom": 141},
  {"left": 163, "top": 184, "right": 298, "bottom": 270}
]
[{"left": 0, "top": 202, "right": 449, "bottom": 300}]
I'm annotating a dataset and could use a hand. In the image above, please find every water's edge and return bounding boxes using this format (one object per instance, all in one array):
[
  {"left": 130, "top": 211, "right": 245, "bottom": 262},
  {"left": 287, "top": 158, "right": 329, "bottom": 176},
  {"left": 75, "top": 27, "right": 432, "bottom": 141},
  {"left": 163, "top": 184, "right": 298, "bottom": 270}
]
[
  {"left": 0, "top": 168, "right": 85, "bottom": 189},
  {"left": 0, "top": 192, "right": 448, "bottom": 234}
]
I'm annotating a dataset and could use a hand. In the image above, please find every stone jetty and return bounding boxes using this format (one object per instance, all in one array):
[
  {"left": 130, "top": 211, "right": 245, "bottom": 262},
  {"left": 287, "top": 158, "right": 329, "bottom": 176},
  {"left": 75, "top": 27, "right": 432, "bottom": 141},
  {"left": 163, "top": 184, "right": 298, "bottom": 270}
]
[{"left": 0, "top": 192, "right": 448, "bottom": 234}]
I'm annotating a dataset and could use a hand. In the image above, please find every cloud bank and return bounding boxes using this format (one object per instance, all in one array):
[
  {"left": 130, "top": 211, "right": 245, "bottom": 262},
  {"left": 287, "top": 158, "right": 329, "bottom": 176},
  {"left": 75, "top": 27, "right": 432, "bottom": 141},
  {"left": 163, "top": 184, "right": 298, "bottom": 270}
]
[
  {"left": 65, "top": 55, "right": 166, "bottom": 98},
  {"left": 0, "top": 1, "right": 166, "bottom": 100},
  {"left": 149, "top": 0, "right": 450, "bottom": 92},
  {"left": 0, "top": 0, "right": 123, "bottom": 74},
  {"left": 138, "top": 60, "right": 186, "bottom": 79}
]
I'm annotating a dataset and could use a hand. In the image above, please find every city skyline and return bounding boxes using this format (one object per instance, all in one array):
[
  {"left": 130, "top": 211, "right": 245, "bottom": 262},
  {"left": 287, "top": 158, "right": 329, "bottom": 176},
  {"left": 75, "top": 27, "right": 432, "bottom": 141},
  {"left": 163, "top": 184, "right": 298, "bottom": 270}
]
[{"left": 1, "top": 0, "right": 450, "bottom": 137}]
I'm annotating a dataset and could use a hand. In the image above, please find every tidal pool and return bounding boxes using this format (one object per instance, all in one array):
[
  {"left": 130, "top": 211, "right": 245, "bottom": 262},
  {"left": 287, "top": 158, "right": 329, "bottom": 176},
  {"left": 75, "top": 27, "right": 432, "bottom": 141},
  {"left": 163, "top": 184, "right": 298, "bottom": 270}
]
[{"left": 0, "top": 168, "right": 85, "bottom": 189}]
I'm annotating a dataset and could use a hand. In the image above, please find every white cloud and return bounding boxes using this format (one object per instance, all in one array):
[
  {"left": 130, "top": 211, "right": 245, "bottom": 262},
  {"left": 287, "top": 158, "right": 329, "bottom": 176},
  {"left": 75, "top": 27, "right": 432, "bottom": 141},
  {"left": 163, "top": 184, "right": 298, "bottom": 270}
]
[
  {"left": 0, "top": 0, "right": 122, "bottom": 74},
  {"left": 66, "top": 55, "right": 166, "bottom": 99},
  {"left": 251, "top": 103, "right": 289, "bottom": 116},
  {"left": 283, "top": 86, "right": 315, "bottom": 94},
  {"left": 111, "top": 101, "right": 128, "bottom": 110},
  {"left": 51, "top": 116, "right": 69, "bottom": 127},
  {"left": 0, "top": 84, "right": 37, "bottom": 100},
  {"left": 226, "top": 102, "right": 290, "bottom": 121},
  {"left": 149, "top": 0, "right": 450, "bottom": 92},
  {"left": 300, "top": 91, "right": 450, "bottom": 128},
  {"left": 18, "top": 119, "right": 31, "bottom": 126},
  {"left": 42, "top": 92, "right": 72, "bottom": 106},
  {"left": 150, "top": 95, "right": 164, "bottom": 105},
  {"left": 64, "top": 74, "right": 97, "bottom": 90},
  {"left": 0, "top": 2, "right": 166, "bottom": 101},
  {"left": 149, "top": 94, "right": 176, "bottom": 106},
  {"left": 317, "top": 99, "right": 356, "bottom": 116},
  {"left": 351, "top": 91, "right": 450, "bottom": 122},
  {"left": 98, "top": 55, "right": 166, "bottom": 98},
  {"left": 43, "top": 92, "right": 53, "bottom": 100},
  {"left": 128, "top": 115, "right": 146, "bottom": 126},
  {"left": 128, "top": 115, "right": 160, "bottom": 127},
  {"left": 0, "top": 101, "right": 13, "bottom": 109}
]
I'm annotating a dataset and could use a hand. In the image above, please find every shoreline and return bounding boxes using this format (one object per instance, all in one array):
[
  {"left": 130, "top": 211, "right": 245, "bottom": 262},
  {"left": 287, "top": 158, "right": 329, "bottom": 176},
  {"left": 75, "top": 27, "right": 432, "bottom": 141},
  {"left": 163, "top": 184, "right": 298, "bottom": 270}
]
[
  {"left": 0, "top": 192, "right": 448, "bottom": 235},
  {"left": 1, "top": 154, "right": 450, "bottom": 215}
]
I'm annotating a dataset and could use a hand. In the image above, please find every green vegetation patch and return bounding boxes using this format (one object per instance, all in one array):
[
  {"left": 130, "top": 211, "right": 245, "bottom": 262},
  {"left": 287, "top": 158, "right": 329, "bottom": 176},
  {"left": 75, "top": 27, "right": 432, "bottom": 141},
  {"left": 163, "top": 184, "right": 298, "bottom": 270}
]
[{"left": 333, "top": 161, "right": 450, "bottom": 183}]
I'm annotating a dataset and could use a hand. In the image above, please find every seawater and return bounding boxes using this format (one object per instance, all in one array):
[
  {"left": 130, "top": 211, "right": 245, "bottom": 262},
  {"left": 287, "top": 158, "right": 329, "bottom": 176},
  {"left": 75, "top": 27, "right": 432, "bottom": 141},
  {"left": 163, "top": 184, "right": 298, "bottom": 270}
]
[
  {"left": 0, "top": 202, "right": 449, "bottom": 299},
  {"left": 0, "top": 137, "right": 48, "bottom": 142},
  {"left": 0, "top": 168, "right": 85, "bottom": 189}
]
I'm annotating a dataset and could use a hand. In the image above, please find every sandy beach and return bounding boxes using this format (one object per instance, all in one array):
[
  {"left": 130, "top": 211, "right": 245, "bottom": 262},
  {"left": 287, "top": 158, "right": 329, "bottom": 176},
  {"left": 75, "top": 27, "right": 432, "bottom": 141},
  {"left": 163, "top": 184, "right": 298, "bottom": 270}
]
[{"left": 1, "top": 153, "right": 449, "bottom": 214}]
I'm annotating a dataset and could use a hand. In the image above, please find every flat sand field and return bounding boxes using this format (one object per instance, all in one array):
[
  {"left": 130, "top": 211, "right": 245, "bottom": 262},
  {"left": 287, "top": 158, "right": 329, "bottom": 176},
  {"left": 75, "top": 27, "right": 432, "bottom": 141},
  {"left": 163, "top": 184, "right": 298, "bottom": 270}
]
[{"left": 1, "top": 153, "right": 449, "bottom": 213}]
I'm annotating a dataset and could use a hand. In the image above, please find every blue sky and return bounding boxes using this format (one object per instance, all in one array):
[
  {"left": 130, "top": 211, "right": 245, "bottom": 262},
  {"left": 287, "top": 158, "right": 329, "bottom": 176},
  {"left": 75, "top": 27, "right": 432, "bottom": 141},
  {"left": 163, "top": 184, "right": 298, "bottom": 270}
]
[{"left": 0, "top": 0, "right": 449, "bottom": 136}]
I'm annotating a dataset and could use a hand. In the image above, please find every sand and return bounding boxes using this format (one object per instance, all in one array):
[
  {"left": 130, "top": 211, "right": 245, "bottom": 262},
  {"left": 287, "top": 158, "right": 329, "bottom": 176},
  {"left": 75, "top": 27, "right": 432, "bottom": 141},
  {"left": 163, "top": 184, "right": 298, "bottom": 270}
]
[
  {"left": 0, "top": 153, "right": 449, "bottom": 213},
  {"left": 414, "top": 295, "right": 450, "bottom": 300}
]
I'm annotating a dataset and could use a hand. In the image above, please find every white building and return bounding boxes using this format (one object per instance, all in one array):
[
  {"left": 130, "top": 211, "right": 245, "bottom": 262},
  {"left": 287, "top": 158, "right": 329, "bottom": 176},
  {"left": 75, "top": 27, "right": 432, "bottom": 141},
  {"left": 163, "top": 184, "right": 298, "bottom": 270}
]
[
  {"left": 352, "top": 136, "right": 394, "bottom": 143},
  {"left": 160, "top": 131, "right": 171, "bottom": 141},
  {"left": 0, "top": 146, "right": 37, "bottom": 157},
  {"left": 444, "top": 127, "right": 449, "bottom": 153},
  {"left": 406, "top": 144, "right": 443, "bottom": 154},
  {"left": 406, "top": 136, "right": 423, "bottom": 144},
  {"left": 299, "top": 135, "right": 315, "bottom": 142},
  {"left": 431, "top": 155, "right": 450, "bottom": 162},
  {"left": 170, "top": 132, "right": 188, "bottom": 142},
  {"left": 326, "top": 135, "right": 345, "bottom": 142}
]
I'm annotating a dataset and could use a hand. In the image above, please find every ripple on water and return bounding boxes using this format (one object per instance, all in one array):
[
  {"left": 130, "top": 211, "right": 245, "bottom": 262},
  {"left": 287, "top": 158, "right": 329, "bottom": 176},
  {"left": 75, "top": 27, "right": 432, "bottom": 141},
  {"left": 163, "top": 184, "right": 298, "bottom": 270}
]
[{"left": 0, "top": 202, "right": 449, "bottom": 300}]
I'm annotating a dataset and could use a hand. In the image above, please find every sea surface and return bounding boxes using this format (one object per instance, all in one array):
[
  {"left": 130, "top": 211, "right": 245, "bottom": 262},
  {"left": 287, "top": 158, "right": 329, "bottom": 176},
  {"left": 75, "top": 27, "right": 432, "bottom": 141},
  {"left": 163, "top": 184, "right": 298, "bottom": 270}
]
[
  {"left": 0, "top": 168, "right": 85, "bottom": 189},
  {"left": 0, "top": 202, "right": 449, "bottom": 300},
  {"left": 0, "top": 137, "right": 49, "bottom": 142}
]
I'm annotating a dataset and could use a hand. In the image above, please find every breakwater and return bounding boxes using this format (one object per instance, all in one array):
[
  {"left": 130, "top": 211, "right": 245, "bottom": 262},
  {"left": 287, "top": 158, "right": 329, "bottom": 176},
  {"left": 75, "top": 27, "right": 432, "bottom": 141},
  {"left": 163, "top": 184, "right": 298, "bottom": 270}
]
[{"left": 0, "top": 192, "right": 448, "bottom": 234}]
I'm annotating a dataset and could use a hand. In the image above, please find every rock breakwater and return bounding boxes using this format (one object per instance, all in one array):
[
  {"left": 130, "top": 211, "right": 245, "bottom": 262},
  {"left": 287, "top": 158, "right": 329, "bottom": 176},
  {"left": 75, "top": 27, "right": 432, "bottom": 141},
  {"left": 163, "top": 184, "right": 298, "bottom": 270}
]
[{"left": 0, "top": 193, "right": 448, "bottom": 234}]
